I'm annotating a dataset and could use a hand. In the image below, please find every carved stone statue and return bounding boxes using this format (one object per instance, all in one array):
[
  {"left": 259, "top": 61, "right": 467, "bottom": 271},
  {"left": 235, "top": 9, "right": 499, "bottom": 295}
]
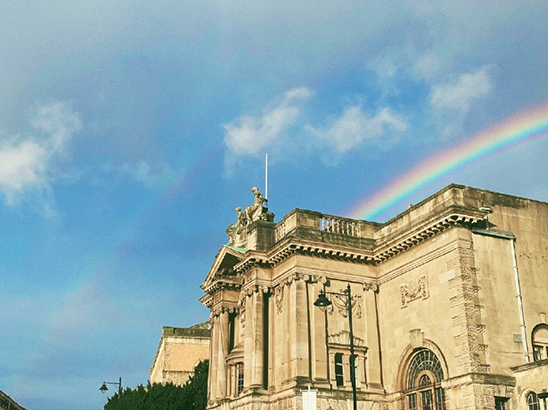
[
  {"left": 244, "top": 187, "right": 268, "bottom": 223},
  {"left": 226, "top": 187, "right": 275, "bottom": 247},
  {"left": 226, "top": 207, "right": 247, "bottom": 246}
]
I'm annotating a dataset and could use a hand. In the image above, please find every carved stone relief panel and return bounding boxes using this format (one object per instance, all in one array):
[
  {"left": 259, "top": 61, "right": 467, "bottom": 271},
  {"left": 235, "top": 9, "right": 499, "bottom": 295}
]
[
  {"left": 275, "top": 285, "right": 284, "bottom": 315},
  {"left": 400, "top": 275, "right": 429, "bottom": 308}
]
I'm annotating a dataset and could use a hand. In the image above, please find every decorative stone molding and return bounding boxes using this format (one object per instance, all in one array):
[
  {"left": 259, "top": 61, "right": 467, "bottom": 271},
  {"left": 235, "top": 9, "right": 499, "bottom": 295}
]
[
  {"left": 363, "top": 282, "right": 378, "bottom": 292},
  {"left": 328, "top": 330, "right": 366, "bottom": 348},
  {"left": 375, "top": 213, "right": 481, "bottom": 263},
  {"left": 400, "top": 275, "right": 429, "bottom": 307},
  {"left": 210, "top": 305, "right": 240, "bottom": 318},
  {"left": 274, "top": 286, "right": 284, "bottom": 315}
]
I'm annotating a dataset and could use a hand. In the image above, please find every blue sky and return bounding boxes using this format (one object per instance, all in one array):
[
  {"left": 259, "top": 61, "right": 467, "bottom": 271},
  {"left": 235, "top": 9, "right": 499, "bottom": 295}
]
[{"left": 1, "top": 1, "right": 548, "bottom": 409}]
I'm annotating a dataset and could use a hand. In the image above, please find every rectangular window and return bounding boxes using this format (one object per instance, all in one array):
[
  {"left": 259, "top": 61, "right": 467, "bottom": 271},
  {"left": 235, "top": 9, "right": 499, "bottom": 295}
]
[
  {"left": 237, "top": 363, "right": 244, "bottom": 395},
  {"left": 495, "top": 397, "right": 508, "bottom": 410},
  {"left": 407, "top": 393, "right": 417, "bottom": 410},
  {"left": 435, "top": 388, "right": 446, "bottom": 410},
  {"left": 335, "top": 353, "right": 344, "bottom": 387},
  {"left": 421, "top": 390, "right": 433, "bottom": 410},
  {"left": 228, "top": 313, "right": 235, "bottom": 353}
]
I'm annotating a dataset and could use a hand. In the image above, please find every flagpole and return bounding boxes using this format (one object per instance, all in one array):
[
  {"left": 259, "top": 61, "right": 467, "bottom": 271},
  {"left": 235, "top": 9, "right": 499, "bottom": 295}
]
[{"left": 265, "top": 152, "right": 268, "bottom": 201}]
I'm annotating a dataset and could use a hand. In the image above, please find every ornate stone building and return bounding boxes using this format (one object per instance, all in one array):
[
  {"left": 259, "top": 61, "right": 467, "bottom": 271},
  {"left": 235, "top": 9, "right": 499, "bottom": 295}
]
[
  {"left": 200, "top": 184, "right": 548, "bottom": 410},
  {"left": 150, "top": 323, "right": 210, "bottom": 386}
]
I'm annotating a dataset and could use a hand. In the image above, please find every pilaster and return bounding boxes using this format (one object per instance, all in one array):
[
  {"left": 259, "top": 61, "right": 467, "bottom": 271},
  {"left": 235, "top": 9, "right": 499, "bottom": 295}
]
[
  {"left": 250, "top": 291, "right": 264, "bottom": 388},
  {"left": 363, "top": 283, "right": 382, "bottom": 389},
  {"left": 289, "top": 278, "right": 310, "bottom": 381},
  {"left": 309, "top": 280, "right": 329, "bottom": 387}
]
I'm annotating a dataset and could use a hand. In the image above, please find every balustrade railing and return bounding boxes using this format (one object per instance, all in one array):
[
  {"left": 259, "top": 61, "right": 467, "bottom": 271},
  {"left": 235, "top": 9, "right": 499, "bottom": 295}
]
[{"left": 320, "top": 216, "right": 360, "bottom": 237}]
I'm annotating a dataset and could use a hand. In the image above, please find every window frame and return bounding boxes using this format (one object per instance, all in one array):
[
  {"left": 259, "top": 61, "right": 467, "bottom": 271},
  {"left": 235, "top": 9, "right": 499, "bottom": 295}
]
[
  {"left": 527, "top": 392, "right": 541, "bottom": 410},
  {"left": 236, "top": 362, "right": 244, "bottom": 395},
  {"left": 405, "top": 349, "right": 446, "bottom": 410},
  {"left": 334, "top": 353, "right": 344, "bottom": 387},
  {"left": 531, "top": 324, "right": 548, "bottom": 362}
]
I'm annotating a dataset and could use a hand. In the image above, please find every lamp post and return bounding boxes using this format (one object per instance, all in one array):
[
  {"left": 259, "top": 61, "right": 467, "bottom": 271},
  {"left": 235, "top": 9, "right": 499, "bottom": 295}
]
[
  {"left": 314, "top": 284, "right": 358, "bottom": 410},
  {"left": 99, "top": 377, "right": 122, "bottom": 395}
]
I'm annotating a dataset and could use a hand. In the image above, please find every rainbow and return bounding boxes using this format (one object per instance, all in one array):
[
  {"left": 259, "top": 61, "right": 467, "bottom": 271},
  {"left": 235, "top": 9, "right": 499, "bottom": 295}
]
[{"left": 348, "top": 103, "right": 548, "bottom": 220}]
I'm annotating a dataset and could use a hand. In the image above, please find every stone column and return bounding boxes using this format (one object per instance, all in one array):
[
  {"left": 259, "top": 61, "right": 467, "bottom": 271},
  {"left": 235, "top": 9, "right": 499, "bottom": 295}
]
[
  {"left": 216, "top": 311, "right": 229, "bottom": 398},
  {"left": 289, "top": 279, "right": 309, "bottom": 380},
  {"left": 250, "top": 290, "right": 264, "bottom": 388},
  {"left": 364, "top": 285, "right": 382, "bottom": 389},
  {"left": 209, "top": 315, "right": 219, "bottom": 400},
  {"left": 243, "top": 296, "right": 253, "bottom": 389},
  {"left": 310, "top": 281, "right": 329, "bottom": 386}
]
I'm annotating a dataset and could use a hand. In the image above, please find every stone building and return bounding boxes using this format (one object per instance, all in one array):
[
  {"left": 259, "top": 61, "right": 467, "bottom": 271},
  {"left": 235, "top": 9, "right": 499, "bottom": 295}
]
[
  {"left": 150, "top": 323, "right": 210, "bottom": 386},
  {"left": 200, "top": 184, "right": 548, "bottom": 410},
  {"left": 0, "top": 390, "right": 27, "bottom": 410}
]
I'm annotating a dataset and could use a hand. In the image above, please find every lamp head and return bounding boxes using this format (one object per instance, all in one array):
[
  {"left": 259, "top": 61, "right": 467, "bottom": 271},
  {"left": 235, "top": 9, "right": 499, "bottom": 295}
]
[
  {"left": 100, "top": 383, "right": 108, "bottom": 394},
  {"left": 314, "top": 290, "right": 332, "bottom": 311}
]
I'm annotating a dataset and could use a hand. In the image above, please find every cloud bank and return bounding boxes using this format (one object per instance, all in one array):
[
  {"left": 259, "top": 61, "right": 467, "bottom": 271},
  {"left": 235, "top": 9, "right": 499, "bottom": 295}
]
[{"left": 0, "top": 101, "right": 82, "bottom": 214}]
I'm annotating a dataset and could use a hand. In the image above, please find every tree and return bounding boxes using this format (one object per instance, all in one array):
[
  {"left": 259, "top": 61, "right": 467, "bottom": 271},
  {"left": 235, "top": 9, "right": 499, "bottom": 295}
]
[{"left": 103, "top": 360, "right": 209, "bottom": 410}]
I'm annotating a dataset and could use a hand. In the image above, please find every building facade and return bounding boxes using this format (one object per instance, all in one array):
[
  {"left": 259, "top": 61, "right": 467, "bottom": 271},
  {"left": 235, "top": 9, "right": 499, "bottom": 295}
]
[
  {"left": 0, "top": 390, "right": 27, "bottom": 410},
  {"left": 200, "top": 184, "right": 548, "bottom": 410},
  {"left": 150, "top": 323, "right": 210, "bottom": 386}
]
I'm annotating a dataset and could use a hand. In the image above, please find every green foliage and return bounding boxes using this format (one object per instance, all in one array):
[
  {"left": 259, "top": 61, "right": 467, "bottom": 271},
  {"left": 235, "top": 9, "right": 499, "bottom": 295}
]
[{"left": 103, "top": 360, "right": 209, "bottom": 410}]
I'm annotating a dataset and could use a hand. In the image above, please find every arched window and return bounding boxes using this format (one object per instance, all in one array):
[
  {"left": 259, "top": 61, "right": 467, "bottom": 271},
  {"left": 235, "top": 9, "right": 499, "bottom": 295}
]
[
  {"left": 532, "top": 324, "right": 548, "bottom": 361},
  {"left": 527, "top": 392, "right": 540, "bottom": 410},
  {"left": 406, "top": 348, "right": 446, "bottom": 410}
]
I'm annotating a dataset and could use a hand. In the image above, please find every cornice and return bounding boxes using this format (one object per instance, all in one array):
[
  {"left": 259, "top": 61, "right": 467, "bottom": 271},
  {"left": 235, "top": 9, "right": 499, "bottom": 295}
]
[
  {"left": 201, "top": 209, "right": 484, "bottom": 306},
  {"left": 374, "top": 211, "right": 481, "bottom": 263}
]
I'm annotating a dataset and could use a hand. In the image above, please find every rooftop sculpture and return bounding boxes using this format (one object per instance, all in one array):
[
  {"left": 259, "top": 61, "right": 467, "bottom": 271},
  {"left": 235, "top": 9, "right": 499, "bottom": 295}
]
[{"left": 226, "top": 187, "right": 274, "bottom": 247}]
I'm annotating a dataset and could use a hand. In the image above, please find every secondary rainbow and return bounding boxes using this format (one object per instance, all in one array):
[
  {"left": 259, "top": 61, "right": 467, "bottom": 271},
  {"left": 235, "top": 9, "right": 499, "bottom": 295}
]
[{"left": 348, "top": 103, "right": 548, "bottom": 220}]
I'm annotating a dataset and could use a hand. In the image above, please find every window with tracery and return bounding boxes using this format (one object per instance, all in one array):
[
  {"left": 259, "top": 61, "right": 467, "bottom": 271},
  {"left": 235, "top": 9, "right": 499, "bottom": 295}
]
[
  {"left": 532, "top": 324, "right": 548, "bottom": 361},
  {"left": 527, "top": 392, "right": 541, "bottom": 410},
  {"left": 405, "top": 348, "right": 446, "bottom": 410}
]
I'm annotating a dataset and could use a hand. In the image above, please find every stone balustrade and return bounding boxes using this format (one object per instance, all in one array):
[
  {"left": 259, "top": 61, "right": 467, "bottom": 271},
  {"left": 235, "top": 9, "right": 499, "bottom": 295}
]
[
  {"left": 320, "top": 215, "right": 360, "bottom": 237},
  {"left": 273, "top": 209, "right": 375, "bottom": 245}
]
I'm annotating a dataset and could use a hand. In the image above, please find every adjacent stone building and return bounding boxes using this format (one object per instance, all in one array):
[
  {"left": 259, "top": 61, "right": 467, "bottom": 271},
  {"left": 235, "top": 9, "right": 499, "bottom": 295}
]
[
  {"left": 200, "top": 184, "right": 548, "bottom": 410},
  {"left": 150, "top": 323, "right": 210, "bottom": 386},
  {"left": 0, "top": 390, "right": 27, "bottom": 410}
]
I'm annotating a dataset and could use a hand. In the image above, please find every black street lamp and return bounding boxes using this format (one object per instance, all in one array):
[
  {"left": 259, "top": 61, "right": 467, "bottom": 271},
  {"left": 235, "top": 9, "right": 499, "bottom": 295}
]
[
  {"left": 314, "top": 284, "right": 358, "bottom": 410},
  {"left": 99, "top": 377, "right": 122, "bottom": 395}
]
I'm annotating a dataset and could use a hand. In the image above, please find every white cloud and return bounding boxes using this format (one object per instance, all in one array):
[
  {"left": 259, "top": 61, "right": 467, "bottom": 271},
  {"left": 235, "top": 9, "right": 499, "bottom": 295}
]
[
  {"left": 0, "top": 101, "right": 82, "bottom": 212},
  {"left": 223, "top": 87, "right": 312, "bottom": 157},
  {"left": 430, "top": 65, "right": 494, "bottom": 113},
  {"left": 306, "top": 106, "right": 407, "bottom": 153}
]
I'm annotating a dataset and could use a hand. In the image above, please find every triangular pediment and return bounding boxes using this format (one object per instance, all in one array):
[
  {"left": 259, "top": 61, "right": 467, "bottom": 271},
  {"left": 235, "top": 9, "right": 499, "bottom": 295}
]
[{"left": 201, "top": 245, "right": 246, "bottom": 290}]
